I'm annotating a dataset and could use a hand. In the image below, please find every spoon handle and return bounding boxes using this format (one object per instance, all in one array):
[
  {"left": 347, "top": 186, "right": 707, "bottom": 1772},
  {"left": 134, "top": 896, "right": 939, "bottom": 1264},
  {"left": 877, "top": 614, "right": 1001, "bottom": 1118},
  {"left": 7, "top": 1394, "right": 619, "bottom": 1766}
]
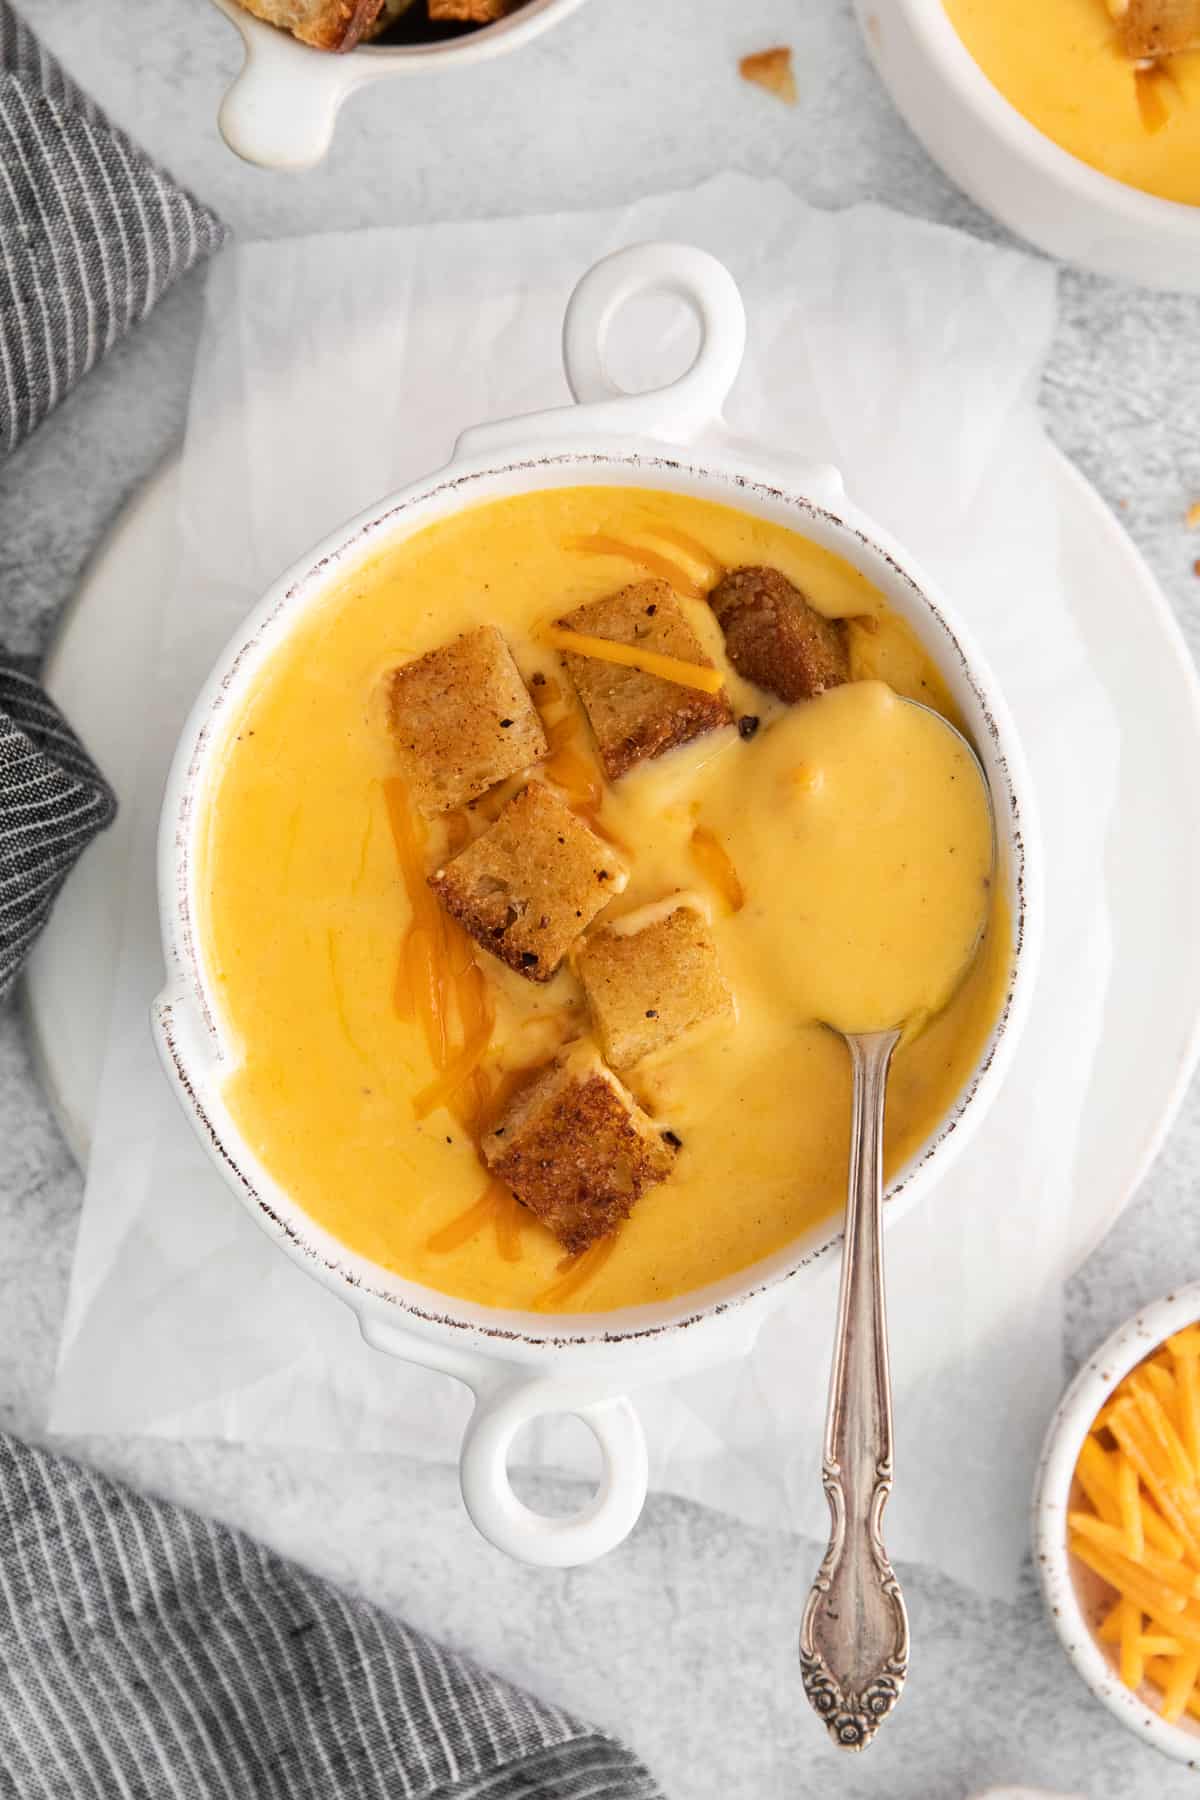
[{"left": 800, "top": 1027, "right": 909, "bottom": 1750}]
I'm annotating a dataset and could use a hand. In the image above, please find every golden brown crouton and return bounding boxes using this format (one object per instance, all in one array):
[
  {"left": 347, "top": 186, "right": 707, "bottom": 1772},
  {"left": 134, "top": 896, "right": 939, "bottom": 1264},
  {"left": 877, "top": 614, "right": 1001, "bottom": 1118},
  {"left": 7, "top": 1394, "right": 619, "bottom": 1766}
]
[
  {"left": 233, "top": 0, "right": 385, "bottom": 50},
  {"left": 429, "top": 782, "right": 626, "bottom": 981},
  {"left": 576, "top": 900, "right": 734, "bottom": 1071},
  {"left": 363, "top": 0, "right": 418, "bottom": 35},
  {"left": 482, "top": 1046, "right": 677, "bottom": 1253},
  {"left": 709, "top": 566, "right": 850, "bottom": 704},
  {"left": 556, "top": 581, "right": 734, "bottom": 780},
  {"left": 1109, "top": 0, "right": 1200, "bottom": 60},
  {"left": 428, "top": 0, "right": 515, "bottom": 18},
  {"left": 389, "top": 626, "right": 547, "bottom": 818}
]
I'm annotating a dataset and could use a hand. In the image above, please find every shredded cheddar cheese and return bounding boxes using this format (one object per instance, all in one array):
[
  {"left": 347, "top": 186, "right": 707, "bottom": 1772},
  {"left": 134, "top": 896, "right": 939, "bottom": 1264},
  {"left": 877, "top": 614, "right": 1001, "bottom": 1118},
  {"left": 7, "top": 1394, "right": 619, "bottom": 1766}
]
[
  {"left": 644, "top": 525, "right": 725, "bottom": 583},
  {"left": 1072, "top": 1329, "right": 1200, "bottom": 1723},
  {"left": 383, "top": 777, "right": 499, "bottom": 1136},
  {"left": 569, "top": 534, "right": 707, "bottom": 599},
  {"left": 689, "top": 825, "right": 745, "bottom": 914},
  {"left": 533, "top": 1237, "right": 618, "bottom": 1311},
  {"left": 531, "top": 668, "right": 633, "bottom": 856},
  {"left": 542, "top": 626, "right": 725, "bottom": 695}
]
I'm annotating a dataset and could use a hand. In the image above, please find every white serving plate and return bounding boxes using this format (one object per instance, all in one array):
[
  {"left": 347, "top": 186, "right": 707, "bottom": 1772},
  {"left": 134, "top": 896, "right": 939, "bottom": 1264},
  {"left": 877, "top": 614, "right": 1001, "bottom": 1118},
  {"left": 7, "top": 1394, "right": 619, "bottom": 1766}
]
[{"left": 27, "top": 445, "right": 1200, "bottom": 1264}]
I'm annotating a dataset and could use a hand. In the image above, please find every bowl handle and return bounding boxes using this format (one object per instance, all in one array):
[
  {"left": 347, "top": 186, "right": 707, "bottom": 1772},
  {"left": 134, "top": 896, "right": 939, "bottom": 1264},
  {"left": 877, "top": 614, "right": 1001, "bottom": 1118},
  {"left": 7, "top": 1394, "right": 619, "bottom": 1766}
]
[
  {"left": 358, "top": 1312, "right": 648, "bottom": 1565},
  {"left": 561, "top": 241, "right": 747, "bottom": 441},
  {"left": 211, "top": 1, "right": 360, "bottom": 171},
  {"left": 454, "top": 241, "right": 748, "bottom": 458},
  {"left": 459, "top": 1380, "right": 649, "bottom": 1568}
]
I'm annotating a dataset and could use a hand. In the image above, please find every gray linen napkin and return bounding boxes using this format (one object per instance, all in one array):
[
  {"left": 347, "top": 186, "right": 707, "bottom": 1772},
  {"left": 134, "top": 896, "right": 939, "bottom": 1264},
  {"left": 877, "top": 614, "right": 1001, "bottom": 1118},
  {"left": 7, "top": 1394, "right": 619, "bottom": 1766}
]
[
  {"left": 0, "top": 0, "right": 224, "bottom": 993},
  {"left": 0, "top": 662, "right": 115, "bottom": 998},
  {"left": 0, "top": 0, "right": 226, "bottom": 455},
  {"left": 0, "top": 1433, "right": 663, "bottom": 1799},
  {"left": 0, "top": 12, "right": 663, "bottom": 1797}
]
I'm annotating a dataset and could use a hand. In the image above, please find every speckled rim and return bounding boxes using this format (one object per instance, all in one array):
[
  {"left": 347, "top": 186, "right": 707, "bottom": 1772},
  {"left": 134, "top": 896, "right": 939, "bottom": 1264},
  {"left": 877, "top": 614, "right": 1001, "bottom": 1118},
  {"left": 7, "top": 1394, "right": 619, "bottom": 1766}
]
[
  {"left": 1034, "top": 1282, "right": 1200, "bottom": 1766},
  {"left": 155, "top": 442, "right": 1039, "bottom": 1362}
]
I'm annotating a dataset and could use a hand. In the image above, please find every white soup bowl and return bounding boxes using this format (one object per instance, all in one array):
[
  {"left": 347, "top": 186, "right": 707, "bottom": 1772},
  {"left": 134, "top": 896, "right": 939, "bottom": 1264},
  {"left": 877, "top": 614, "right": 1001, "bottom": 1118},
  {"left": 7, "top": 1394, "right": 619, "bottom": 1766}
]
[{"left": 154, "top": 241, "right": 1041, "bottom": 1566}]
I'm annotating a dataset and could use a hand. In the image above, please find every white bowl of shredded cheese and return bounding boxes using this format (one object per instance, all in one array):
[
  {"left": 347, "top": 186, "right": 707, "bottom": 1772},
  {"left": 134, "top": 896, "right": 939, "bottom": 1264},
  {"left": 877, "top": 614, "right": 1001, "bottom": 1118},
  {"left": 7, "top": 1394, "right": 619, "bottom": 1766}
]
[{"left": 1036, "top": 1282, "right": 1200, "bottom": 1764}]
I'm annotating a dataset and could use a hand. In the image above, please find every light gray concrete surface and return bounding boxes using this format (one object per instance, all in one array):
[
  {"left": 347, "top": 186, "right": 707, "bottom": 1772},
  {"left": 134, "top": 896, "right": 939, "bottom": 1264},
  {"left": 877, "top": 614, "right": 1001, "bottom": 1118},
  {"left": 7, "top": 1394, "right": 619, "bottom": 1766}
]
[{"left": 4, "top": 0, "right": 1200, "bottom": 1794}]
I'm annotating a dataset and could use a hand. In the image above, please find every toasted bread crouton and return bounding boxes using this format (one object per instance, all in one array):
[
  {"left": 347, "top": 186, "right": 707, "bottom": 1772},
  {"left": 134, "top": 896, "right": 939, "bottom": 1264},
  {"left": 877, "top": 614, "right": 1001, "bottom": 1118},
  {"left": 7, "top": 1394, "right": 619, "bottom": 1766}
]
[
  {"left": 429, "top": 0, "right": 515, "bottom": 16},
  {"left": 233, "top": 0, "right": 384, "bottom": 50},
  {"left": 1110, "top": 0, "right": 1200, "bottom": 59},
  {"left": 482, "top": 1045, "right": 677, "bottom": 1252},
  {"left": 389, "top": 626, "right": 548, "bottom": 818},
  {"left": 576, "top": 899, "right": 734, "bottom": 1071},
  {"left": 556, "top": 581, "right": 734, "bottom": 780},
  {"left": 429, "top": 782, "right": 626, "bottom": 981},
  {"left": 363, "top": 0, "right": 417, "bottom": 35},
  {"left": 709, "top": 566, "right": 849, "bottom": 703}
]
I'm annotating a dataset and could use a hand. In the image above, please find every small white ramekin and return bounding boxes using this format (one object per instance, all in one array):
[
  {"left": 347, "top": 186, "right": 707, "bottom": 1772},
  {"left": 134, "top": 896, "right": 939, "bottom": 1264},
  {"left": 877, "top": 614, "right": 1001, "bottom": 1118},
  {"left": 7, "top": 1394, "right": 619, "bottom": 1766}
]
[
  {"left": 208, "top": 0, "right": 591, "bottom": 169},
  {"left": 854, "top": 0, "right": 1200, "bottom": 292},
  {"left": 1035, "top": 1283, "right": 1200, "bottom": 1766}
]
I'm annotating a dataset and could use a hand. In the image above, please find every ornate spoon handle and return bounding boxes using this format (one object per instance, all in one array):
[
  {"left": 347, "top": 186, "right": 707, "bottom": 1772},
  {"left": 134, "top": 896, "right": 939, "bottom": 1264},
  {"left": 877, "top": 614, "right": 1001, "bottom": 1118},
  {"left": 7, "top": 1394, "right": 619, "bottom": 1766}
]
[{"left": 800, "top": 1027, "right": 910, "bottom": 1751}]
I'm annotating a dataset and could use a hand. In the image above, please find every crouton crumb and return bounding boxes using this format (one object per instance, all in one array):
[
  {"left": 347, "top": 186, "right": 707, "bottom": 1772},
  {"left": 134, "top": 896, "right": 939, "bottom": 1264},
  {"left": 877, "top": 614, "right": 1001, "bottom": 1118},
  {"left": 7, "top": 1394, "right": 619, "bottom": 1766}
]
[{"left": 739, "top": 45, "right": 797, "bottom": 105}]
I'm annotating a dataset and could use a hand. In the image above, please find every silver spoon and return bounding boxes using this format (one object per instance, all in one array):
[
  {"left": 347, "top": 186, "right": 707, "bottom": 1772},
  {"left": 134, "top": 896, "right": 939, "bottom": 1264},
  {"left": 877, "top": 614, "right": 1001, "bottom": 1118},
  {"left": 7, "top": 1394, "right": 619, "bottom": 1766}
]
[{"left": 799, "top": 702, "right": 995, "bottom": 1751}]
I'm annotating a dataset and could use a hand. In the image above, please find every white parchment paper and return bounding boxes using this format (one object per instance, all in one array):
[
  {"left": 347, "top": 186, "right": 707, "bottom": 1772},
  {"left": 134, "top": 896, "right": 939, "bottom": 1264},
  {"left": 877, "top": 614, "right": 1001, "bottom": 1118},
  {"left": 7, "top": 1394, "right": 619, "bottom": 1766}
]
[{"left": 50, "top": 174, "right": 1118, "bottom": 1600}]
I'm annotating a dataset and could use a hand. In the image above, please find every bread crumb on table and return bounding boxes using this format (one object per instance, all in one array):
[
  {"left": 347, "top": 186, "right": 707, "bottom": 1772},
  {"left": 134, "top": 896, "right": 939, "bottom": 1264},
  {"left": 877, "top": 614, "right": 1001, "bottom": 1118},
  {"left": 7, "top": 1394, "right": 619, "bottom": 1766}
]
[{"left": 738, "top": 46, "right": 797, "bottom": 105}]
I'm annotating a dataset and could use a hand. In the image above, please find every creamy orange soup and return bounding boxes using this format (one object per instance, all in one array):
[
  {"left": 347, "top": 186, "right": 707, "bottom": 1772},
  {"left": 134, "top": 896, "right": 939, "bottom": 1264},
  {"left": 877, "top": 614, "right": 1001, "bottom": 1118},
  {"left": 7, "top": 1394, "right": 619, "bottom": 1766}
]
[
  {"left": 198, "top": 486, "right": 1010, "bottom": 1314},
  {"left": 945, "top": 0, "right": 1200, "bottom": 204}
]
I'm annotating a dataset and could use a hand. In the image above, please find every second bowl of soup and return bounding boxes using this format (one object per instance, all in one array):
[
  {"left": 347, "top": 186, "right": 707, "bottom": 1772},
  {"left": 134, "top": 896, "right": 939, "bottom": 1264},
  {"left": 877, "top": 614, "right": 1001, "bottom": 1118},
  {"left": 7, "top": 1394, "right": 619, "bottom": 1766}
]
[{"left": 855, "top": 0, "right": 1200, "bottom": 291}]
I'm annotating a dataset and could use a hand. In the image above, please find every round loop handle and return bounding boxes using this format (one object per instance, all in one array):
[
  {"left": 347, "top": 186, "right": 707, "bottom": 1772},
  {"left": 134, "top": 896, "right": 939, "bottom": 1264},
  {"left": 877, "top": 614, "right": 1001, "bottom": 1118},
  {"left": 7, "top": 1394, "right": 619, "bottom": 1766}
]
[
  {"left": 561, "top": 242, "right": 747, "bottom": 445},
  {"left": 459, "top": 1380, "right": 649, "bottom": 1567}
]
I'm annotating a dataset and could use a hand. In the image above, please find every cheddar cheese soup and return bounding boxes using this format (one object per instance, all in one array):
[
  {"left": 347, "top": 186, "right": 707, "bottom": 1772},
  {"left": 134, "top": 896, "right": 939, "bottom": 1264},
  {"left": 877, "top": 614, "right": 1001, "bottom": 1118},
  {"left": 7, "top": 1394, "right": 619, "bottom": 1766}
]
[
  {"left": 199, "top": 486, "right": 1010, "bottom": 1314},
  {"left": 944, "top": 0, "right": 1200, "bottom": 205}
]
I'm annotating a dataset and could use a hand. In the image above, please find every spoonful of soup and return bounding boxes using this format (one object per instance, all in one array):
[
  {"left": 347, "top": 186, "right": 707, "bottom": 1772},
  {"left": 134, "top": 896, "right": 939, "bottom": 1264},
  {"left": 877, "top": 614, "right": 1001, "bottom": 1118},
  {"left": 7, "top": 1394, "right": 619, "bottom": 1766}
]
[{"left": 762, "top": 684, "right": 995, "bottom": 1748}]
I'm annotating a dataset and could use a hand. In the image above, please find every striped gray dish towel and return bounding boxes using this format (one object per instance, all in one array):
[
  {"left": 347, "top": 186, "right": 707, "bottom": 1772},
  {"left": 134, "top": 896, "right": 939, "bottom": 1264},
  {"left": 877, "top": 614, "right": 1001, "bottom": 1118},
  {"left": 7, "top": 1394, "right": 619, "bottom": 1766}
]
[
  {"left": 0, "top": 663, "right": 116, "bottom": 998},
  {"left": 0, "top": 1, "right": 225, "bottom": 454},
  {"left": 0, "top": 12, "right": 661, "bottom": 1795},
  {"left": 0, "top": 0, "right": 224, "bottom": 995},
  {"left": 0, "top": 1433, "right": 663, "bottom": 1799}
]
